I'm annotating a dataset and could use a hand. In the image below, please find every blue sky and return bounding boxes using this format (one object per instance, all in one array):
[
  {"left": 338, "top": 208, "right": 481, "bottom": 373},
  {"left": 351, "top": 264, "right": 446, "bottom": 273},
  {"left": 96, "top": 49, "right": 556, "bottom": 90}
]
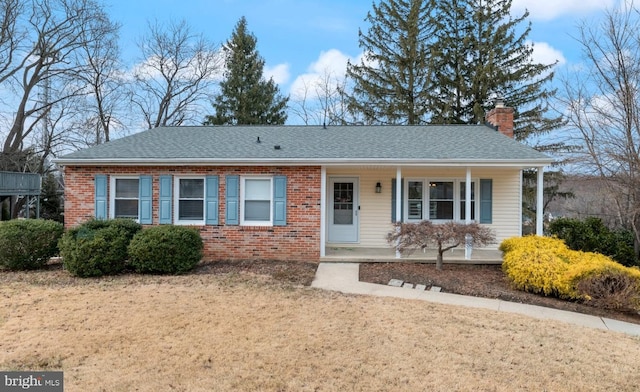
[{"left": 109, "top": 0, "right": 618, "bottom": 103}]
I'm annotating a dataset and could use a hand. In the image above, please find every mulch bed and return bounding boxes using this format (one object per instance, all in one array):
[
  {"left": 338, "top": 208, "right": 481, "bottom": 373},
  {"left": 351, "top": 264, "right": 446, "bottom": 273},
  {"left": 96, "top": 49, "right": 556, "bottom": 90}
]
[{"left": 359, "top": 262, "right": 640, "bottom": 325}]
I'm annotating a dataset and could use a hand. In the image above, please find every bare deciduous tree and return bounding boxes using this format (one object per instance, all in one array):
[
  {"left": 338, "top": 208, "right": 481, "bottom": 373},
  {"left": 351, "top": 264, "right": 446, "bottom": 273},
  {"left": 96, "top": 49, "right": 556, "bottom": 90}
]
[
  {"left": 290, "top": 69, "right": 352, "bottom": 126},
  {"left": 73, "top": 5, "right": 122, "bottom": 145},
  {"left": 131, "top": 20, "right": 222, "bottom": 129},
  {"left": 387, "top": 221, "right": 495, "bottom": 270},
  {"left": 1, "top": 0, "right": 117, "bottom": 161},
  {"left": 560, "top": 3, "right": 640, "bottom": 253}
]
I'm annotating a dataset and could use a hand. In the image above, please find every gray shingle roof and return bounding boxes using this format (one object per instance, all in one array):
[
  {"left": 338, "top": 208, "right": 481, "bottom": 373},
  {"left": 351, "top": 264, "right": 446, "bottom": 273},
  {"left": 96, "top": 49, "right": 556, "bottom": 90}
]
[{"left": 56, "top": 124, "right": 553, "bottom": 166}]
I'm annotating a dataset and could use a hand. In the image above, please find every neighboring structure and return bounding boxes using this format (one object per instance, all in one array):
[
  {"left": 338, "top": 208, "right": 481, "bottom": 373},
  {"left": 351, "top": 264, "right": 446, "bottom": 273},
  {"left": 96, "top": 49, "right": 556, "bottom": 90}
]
[
  {"left": 55, "top": 105, "right": 553, "bottom": 261},
  {"left": 0, "top": 171, "right": 42, "bottom": 219}
]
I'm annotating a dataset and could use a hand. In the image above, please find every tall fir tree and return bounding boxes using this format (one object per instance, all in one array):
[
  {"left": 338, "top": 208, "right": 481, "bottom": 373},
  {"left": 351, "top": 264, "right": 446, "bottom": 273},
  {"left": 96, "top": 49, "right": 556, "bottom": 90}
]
[
  {"left": 204, "top": 17, "right": 288, "bottom": 125},
  {"left": 345, "top": 0, "right": 437, "bottom": 125},
  {"left": 347, "top": 0, "right": 564, "bottom": 145},
  {"left": 429, "top": 0, "right": 563, "bottom": 144}
]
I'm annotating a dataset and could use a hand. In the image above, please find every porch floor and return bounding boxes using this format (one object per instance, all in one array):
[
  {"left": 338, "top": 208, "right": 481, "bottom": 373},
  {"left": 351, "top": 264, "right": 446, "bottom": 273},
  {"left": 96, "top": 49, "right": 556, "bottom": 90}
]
[{"left": 322, "top": 246, "right": 503, "bottom": 264}]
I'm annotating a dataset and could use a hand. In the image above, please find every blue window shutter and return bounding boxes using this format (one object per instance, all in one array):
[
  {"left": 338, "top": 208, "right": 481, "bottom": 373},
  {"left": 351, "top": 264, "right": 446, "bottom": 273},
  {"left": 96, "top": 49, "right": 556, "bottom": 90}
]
[
  {"left": 94, "top": 175, "right": 107, "bottom": 219},
  {"left": 480, "top": 179, "right": 493, "bottom": 224},
  {"left": 225, "top": 175, "right": 239, "bottom": 225},
  {"left": 273, "top": 176, "right": 287, "bottom": 226},
  {"left": 159, "top": 175, "right": 172, "bottom": 224},
  {"left": 139, "top": 175, "right": 153, "bottom": 224},
  {"left": 391, "top": 179, "right": 404, "bottom": 222},
  {"left": 206, "top": 176, "right": 219, "bottom": 225}
]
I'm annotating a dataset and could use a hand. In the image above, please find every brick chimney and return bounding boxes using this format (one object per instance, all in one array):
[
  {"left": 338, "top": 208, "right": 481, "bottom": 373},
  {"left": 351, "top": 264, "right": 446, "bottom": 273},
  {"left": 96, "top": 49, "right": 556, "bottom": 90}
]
[{"left": 485, "top": 98, "right": 514, "bottom": 138}]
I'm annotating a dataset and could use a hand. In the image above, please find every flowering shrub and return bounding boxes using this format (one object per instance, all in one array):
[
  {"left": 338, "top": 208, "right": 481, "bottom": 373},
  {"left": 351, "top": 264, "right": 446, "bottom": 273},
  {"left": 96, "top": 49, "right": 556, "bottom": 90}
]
[{"left": 500, "top": 236, "right": 640, "bottom": 312}]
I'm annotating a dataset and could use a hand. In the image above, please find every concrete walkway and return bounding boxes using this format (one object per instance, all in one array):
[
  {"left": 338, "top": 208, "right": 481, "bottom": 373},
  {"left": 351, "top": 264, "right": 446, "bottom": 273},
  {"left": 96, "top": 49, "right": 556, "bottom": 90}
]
[{"left": 311, "top": 263, "right": 640, "bottom": 337}]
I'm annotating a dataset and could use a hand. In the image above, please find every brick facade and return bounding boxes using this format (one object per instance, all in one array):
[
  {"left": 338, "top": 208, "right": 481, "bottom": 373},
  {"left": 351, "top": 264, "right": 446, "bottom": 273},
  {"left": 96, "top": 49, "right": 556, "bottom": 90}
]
[{"left": 63, "top": 165, "right": 322, "bottom": 261}]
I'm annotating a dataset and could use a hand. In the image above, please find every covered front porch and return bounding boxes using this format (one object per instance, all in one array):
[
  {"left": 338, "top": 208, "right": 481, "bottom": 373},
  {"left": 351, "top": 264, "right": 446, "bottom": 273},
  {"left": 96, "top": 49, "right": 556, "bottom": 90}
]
[
  {"left": 319, "top": 165, "right": 545, "bottom": 262},
  {"left": 323, "top": 246, "right": 503, "bottom": 264}
]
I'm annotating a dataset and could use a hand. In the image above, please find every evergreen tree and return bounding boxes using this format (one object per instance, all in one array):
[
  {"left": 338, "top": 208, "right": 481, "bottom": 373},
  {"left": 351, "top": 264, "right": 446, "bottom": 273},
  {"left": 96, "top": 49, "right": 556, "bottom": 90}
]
[
  {"left": 344, "top": 0, "right": 437, "bottom": 125},
  {"left": 347, "top": 0, "right": 564, "bottom": 143},
  {"left": 204, "top": 17, "right": 288, "bottom": 125},
  {"left": 431, "top": 0, "right": 563, "bottom": 143}
]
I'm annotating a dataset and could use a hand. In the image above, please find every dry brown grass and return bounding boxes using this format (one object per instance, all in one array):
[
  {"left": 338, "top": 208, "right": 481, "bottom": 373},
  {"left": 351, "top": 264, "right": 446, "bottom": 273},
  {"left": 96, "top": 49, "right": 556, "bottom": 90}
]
[{"left": 1, "top": 265, "right": 640, "bottom": 391}]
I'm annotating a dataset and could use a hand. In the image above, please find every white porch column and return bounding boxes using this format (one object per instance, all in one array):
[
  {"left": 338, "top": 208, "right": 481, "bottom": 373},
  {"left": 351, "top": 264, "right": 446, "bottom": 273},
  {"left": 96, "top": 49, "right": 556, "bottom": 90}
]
[
  {"left": 465, "top": 167, "right": 472, "bottom": 260},
  {"left": 320, "top": 166, "right": 327, "bottom": 257},
  {"left": 536, "top": 166, "right": 544, "bottom": 236},
  {"left": 395, "top": 167, "right": 402, "bottom": 259},
  {"left": 465, "top": 167, "right": 472, "bottom": 225}
]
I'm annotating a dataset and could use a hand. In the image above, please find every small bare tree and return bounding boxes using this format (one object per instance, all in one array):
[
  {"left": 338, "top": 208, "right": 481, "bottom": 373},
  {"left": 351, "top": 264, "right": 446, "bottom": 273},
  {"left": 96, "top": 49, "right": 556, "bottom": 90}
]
[{"left": 387, "top": 221, "right": 495, "bottom": 270}]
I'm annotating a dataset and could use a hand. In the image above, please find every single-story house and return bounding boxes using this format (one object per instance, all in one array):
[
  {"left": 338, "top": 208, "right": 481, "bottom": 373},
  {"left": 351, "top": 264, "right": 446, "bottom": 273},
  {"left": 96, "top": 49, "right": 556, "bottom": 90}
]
[{"left": 55, "top": 103, "right": 553, "bottom": 261}]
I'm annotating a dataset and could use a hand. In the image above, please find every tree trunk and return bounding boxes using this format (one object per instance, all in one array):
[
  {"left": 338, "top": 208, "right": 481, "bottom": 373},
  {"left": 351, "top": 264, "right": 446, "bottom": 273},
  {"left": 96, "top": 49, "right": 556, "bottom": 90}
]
[{"left": 436, "top": 251, "right": 444, "bottom": 271}]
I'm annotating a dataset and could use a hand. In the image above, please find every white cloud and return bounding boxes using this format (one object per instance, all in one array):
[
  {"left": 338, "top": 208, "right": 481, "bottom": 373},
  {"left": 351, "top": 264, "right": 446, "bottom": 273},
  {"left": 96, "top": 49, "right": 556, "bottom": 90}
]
[
  {"left": 530, "top": 41, "right": 566, "bottom": 66},
  {"left": 264, "top": 63, "right": 290, "bottom": 85},
  {"left": 289, "top": 49, "right": 361, "bottom": 100},
  {"left": 512, "top": 0, "right": 616, "bottom": 20}
]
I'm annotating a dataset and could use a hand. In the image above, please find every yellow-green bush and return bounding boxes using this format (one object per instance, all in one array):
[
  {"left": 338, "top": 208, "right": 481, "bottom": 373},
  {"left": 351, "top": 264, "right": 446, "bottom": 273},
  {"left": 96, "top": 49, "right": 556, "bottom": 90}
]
[
  {"left": 499, "top": 235, "right": 568, "bottom": 255},
  {"left": 501, "top": 237, "right": 569, "bottom": 296},
  {"left": 501, "top": 236, "right": 640, "bottom": 312},
  {"left": 563, "top": 253, "right": 640, "bottom": 311}
]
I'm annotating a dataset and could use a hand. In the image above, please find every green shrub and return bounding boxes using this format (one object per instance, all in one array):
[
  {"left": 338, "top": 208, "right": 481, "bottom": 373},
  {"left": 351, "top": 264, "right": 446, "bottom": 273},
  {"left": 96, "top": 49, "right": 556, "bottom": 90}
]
[
  {"left": 0, "top": 219, "right": 64, "bottom": 270},
  {"left": 81, "top": 218, "right": 142, "bottom": 241},
  {"left": 59, "top": 220, "right": 134, "bottom": 277},
  {"left": 547, "top": 217, "right": 638, "bottom": 267},
  {"left": 128, "top": 225, "right": 203, "bottom": 274}
]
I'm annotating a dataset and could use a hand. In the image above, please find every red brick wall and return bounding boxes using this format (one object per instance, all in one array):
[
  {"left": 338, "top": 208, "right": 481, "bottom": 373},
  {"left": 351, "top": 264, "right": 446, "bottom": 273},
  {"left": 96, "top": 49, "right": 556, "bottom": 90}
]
[
  {"left": 63, "top": 165, "right": 322, "bottom": 261},
  {"left": 485, "top": 106, "right": 514, "bottom": 138}
]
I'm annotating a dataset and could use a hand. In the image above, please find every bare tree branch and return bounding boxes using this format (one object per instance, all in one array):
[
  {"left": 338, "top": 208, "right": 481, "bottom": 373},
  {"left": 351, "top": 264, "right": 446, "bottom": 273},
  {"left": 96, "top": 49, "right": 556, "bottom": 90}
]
[{"left": 131, "top": 19, "right": 222, "bottom": 129}]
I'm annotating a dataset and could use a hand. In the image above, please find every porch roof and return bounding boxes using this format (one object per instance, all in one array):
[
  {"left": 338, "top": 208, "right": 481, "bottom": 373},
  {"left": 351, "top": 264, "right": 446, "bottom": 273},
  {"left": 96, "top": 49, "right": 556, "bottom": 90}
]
[{"left": 56, "top": 124, "right": 553, "bottom": 167}]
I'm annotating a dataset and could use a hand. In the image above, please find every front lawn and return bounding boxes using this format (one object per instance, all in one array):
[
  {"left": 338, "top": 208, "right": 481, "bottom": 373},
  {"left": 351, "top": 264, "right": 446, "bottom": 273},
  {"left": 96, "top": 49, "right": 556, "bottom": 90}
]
[{"left": 1, "top": 261, "right": 639, "bottom": 391}]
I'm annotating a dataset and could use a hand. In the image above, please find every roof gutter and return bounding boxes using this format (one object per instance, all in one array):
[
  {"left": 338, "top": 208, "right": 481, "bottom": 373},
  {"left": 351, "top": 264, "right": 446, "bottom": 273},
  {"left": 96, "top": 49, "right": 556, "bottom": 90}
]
[{"left": 54, "top": 157, "right": 555, "bottom": 168}]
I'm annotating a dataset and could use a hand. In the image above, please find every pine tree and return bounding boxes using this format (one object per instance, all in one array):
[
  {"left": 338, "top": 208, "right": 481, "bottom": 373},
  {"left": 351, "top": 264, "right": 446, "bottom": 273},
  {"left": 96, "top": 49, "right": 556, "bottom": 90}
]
[
  {"left": 344, "top": 0, "right": 438, "bottom": 125},
  {"left": 347, "top": 0, "right": 564, "bottom": 143},
  {"left": 204, "top": 17, "right": 288, "bottom": 125},
  {"left": 429, "top": 0, "right": 564, "bottom": 143}
]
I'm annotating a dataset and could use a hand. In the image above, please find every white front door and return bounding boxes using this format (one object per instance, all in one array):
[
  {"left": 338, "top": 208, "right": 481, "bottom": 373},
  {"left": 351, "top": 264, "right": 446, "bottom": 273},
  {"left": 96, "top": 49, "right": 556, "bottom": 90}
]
[{"left": 328, "top": 177, "right": 359, "bottom": 243}]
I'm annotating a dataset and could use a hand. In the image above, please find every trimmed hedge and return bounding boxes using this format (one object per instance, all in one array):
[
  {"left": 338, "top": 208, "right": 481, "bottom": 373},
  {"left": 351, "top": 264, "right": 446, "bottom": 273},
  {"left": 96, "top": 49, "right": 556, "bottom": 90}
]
[
  {"left": 0, "top": 219, "right": 64, "bottom": 270},
  {"left": 501, "top": 236, "right": 640, "bottom": 312},
  {"left": 128, "top": 225, "right": 203, "bottom": 274},
  {"left": 59, "top": 219, "right": 140, "bottom": 278}
]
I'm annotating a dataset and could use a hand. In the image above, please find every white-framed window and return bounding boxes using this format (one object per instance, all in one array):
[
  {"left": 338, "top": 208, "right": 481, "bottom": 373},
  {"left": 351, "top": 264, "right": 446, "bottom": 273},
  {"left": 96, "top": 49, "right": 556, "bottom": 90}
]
[
  {"left": 404, "top": 179, "right": 478, "bottom": 222},
  {"left": 429, "top": 181, "right": 454, "bottom": 220},
  {"left": 174, "top": 177, "right": 205, "bottom": 225},
  {"left": 110, "top": 177, "right": 139, "bottom": 219},
  {"left": 241, "top": 177, "right": 273, "bottom": 226}
]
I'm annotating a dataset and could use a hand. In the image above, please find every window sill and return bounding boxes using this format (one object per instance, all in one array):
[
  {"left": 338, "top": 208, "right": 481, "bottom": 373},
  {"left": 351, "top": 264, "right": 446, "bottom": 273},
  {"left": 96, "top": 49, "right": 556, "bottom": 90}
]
[{"left": 239, "top": 226, "right": 275, "bottom": 232}]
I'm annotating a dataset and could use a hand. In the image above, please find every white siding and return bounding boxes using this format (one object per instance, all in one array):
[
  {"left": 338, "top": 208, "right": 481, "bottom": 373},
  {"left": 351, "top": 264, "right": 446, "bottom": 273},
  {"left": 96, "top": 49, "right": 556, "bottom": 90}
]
[{"left": 326, "top": 167, "right": 522, "bottom": 249}]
